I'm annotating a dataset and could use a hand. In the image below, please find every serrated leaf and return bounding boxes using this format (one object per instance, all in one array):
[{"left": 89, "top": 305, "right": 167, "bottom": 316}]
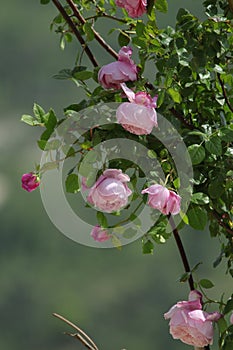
[
  {"left": 65, "top": 174, "right": 80, "bottom": 193},
  {"left": 187, "top": 206, "right": 207, "bottom": 230},
  {"left": 188, "top": 144, "right": 205, "bottom": 165},
  {"left": 199, "top": 279, "right": 214, "bottom": 289},
  {"left": 205, "top": 136, "right": 222, "bottom": 156}
]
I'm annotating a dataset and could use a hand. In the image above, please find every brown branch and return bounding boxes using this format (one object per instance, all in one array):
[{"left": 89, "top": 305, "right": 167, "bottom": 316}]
[
  {"left": 51, "top": 0, "right": 98, "bottom": 67},
  {"left": 217, "top": 73, "right": 233, "bottom": 113},
  {"left": 53, "top": 313, "right": 99, "bottom": 350},
  {"left": 212, "top": 210, "right": 233, "bottom": 236},
  {"left": 168, "top": 215, "right": 195, "bottom": 291},
  {"left": 170, "top": 107, "right": 195, "bottom": 130},
  {"left": 66, "top": 0, "right": 118, "bottom": 60},
  {"left": 228, "top": 0, "right": 233, "bottom": 13}
]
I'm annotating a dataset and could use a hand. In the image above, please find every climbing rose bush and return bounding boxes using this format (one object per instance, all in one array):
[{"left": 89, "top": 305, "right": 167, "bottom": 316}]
[
  {"left": 21, "top": 173, "right": 40, "bottom": 192},
  {"left": 87, "top": 169, "right": 132, "bottom": 213},
  {"left": 116, "top": 83, "right": 158, "bottom": 135},
  {"left": 115, "top": 0, "right": 147, "bottom": 18},
  {"left": 98, "top": 46, "right": 137, "bottom": 89},
  {"left": 141, "top": 184, "right": 181, "bottom": 215},
  {"left": 164, "top": 290, "right": 222, "bottom": 347}
]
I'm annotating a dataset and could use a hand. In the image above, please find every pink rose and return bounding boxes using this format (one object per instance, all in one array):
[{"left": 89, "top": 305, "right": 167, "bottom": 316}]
[
  {"left": 116, "top": 83, "right": 158, "bottom": 135},
  {"left": 164, "top": 290, "right": 222, "bottom": 347},
  {"left": 141, "top": 184, "right": 181, "bottom": 215},
  {"left": 116, "top": 0, "right": 147, "bottom": 18},
  {"left": 91, "top": 225, "right": 110, "bottom": 242},
  {"left": 98, "top": 46, "right": 137, "bottom": 89},
  {"left": 21, "top": 172, "right": 40, "bottom": 192},
  {"left": 87, "top": 169, "right": 132, "bottom": 213},
  {"left": 230, "top": 313, "right": 233, "bottom": 324}
]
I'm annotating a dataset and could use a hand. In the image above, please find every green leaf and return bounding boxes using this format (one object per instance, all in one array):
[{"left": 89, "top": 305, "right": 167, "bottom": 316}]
[
  {"left": 83, "top": 22, "right": 94, "bottom": 41},
  {"left": 220, "top": 127, "right": 233, "bottom": 142},
  {"left": 44, "top": 109, "right": 57, "bottom": 130},
  {"left": 205, "top": 136, "right": 222, "bottom": 156},
  {"left": 187, "top": 206, "right": 207, "bottom": 230},
  {"left": 179, "top": 272, "right": 190, "bottom": 283},
  {"left": 223, "top": 297, "right": 233, "bottom": 315},
  {"left": 123, "top": 228, "right": 137, "bottom": 239},
  {"left": 199, "top": 279, "right": 214, "bottom": 289},
  {"left": 73, "top": 71, "right": 93, "bottom": 81},
  {"left": 191, "top": 192, "right": 209, "bottom": 205},
  {"left": 40, "top": 161, "right": 58, "bottom": 172},
  {"left": 33, "top": 103, "right": 45, "bottom": 122},
  {"left": 217, "top": 317, "right": 228, "bottom": 333},
  {"left": 65, "top": 174, "right": 80, "bottom": 193},
  {"left": 155, "top": 0, "right": 168, "bottom": 13},
  {"left": 147, "top": 150, "right": 157, "bottom": 159},
  {"left": 118, "top": 32, "right": 130, "bottom": 47},
  {"left": 40, "top": 0, "right": 50, "bottom": 4},
  {"left": 168, "top": 88, "right": 182, "bottom": 103},
  {"left": 96, "top": 212, "right": 108, "bottom": 228},
  {"left": 188, "top": 144, "right": 205, "bottom": 165},
  {"left": 142, "top": 239, "right": 154, "bottom": 254},
  {"left": 157, "top": 90, "right": 165, "bottom": 108},
  {"left": 21, "top": 115, "right": 40, "bottom": 126}
]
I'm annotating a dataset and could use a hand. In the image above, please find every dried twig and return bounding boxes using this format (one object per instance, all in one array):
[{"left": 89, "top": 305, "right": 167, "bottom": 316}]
[{"left": 53, "top": 312, "right": 99, "bottom": 350}]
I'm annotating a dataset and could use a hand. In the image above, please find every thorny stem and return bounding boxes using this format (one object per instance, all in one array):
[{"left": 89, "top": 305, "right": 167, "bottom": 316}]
[
  {"left": 217, "top": 73, "right": 233, "bottom": 114},
  {"left": 66, "top": 0, "right": 118, "bottom": 59},
  {"left": 51, "top": 0, "right": 98, "bottom": 67},
  {"left": 53, "top": 313, "right": 99, "bottom": 350}
]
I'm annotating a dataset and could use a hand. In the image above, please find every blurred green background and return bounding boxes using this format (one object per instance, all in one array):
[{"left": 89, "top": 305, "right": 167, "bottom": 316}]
[{"left": 0, "top": 1, "right": 231, "bottom": 349}]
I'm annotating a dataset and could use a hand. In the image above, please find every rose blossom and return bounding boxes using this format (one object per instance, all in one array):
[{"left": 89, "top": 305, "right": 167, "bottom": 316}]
[
  {"left": 98, "top": 46, "right": 137, "bottom": 89},
  {"left": 91, "top": 225, "right": 110, "bottom": 242},
  {"left": 164, "top": 290, "right": 222, "bottom": 347},
  {"left": 116, "top": 0, "right": 147, "bottom": 18},
  {"left": 21, "top": 172, "right": 40, "bottom": 192},
  {"left": 141, "top": 184, "right": 181, "bottom": 215},
  {"left": 116, "top": 83, "right": 158, "bottom": 135},
  {"left": 87, "top": 169, "right": 132, "bottom": 213}
]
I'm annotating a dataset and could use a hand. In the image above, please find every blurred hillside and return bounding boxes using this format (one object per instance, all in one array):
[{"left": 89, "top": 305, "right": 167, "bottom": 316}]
[{"left": 0, "top": 1, "right": 231, "bottom": 350}]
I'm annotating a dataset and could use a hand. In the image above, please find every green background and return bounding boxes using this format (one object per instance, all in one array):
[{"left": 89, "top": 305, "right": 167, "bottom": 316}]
[{"left": 0, "top": 1, "right": 231, "bottom": 349}]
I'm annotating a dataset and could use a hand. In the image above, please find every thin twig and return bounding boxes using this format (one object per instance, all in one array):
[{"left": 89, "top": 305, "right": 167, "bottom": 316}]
[
  {"left": 170, "top": 107, "right": 195, "bottom": 130},
  {"left": 53, "top": 313, "right": 99, "bottom": 350},
  {"left": 217, "top": 73, "right": 233, "bottom": 113},
  {"left": 52, "top": 0, "right": 98, "bottom": 67},
  {"left": 212, "top": 210, "right": 233, "bottom": 236},
  {"left": 66, "top": 0, "right": 118, "bottom": 59},
  {"left": 167, "top": 215, "right": 195, "bottom": 291}
]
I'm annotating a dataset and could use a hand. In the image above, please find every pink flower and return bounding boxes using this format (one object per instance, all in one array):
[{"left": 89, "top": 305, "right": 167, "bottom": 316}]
[
  {"left": 116, "top": 0, "right": 147, "bottom": 18},
  {"left": 116, "top": 83, "right": 157, "bottom": 135},
  {"left": 230, "top": 313, "right": 233, "bottom": 324},
  {"left": 91, "top": 225, "right": 111, "bottom": 242},
  {"left": 21, "top": 172, "right": 40, "bottom": 192},
  {"left": 87, "top": 169, "right": 132, "bottom": 213},
  {"left": 141, "top": 184, "right": 181, "bottom": 215},
  {"left": 164, "top": 291, "right": 222, "bottom": 347},
  {"left": 98, "top": 47, "right": 137, "bottom": 89}
]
